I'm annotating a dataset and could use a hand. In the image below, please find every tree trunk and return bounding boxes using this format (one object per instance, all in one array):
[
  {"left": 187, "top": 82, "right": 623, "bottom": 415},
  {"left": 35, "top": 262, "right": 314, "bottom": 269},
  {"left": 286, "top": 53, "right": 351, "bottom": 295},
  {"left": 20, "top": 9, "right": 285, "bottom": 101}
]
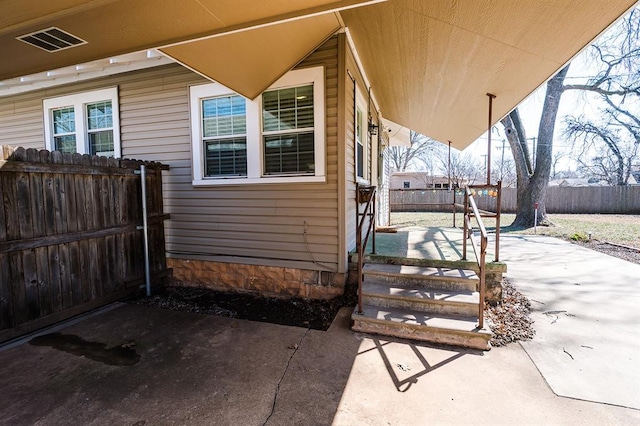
[{"left": 502, "top": 65, "right": 570, "bottom": 228}]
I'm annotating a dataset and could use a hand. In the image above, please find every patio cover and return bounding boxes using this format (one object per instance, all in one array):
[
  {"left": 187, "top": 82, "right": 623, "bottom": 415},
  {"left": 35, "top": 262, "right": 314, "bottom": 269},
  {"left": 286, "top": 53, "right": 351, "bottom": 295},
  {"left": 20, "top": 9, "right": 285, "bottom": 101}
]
[{"left": 0, "top": 0, "right": 637, "bottom": 149}]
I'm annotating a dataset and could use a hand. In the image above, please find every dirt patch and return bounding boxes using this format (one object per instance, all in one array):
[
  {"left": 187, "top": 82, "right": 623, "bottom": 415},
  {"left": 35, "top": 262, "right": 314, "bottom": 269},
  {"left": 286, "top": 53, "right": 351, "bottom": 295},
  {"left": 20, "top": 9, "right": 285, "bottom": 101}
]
[
  {"left": 571, "top": 239, "right": 640, "bottom": 264},
  {"left": 128, "top": 282, "right": 357, "bottom": 331}
]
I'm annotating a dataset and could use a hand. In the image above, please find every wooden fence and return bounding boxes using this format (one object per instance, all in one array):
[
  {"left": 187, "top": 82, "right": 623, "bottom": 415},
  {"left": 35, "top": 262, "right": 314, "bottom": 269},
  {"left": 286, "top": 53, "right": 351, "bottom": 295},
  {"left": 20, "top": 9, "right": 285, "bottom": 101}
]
[
  {"left": 0, "top": 146, "right": 169, "bottom": 342},
  {"left": 391, "top": 186, "right": 640, "bottom": 214}
]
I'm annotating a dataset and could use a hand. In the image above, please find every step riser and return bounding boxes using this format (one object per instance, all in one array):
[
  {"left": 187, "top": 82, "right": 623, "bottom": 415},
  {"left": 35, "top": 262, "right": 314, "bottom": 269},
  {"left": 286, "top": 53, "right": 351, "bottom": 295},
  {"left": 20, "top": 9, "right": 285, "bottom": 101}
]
[
  {"left": 363, "top": 273, "right": 477, "bottom": 292},
  {"left": 362, "top": 294, "right": 479, "bottom": 317},
  {"left": 352, "top": 317, "right": 490, "bottom": 351}
]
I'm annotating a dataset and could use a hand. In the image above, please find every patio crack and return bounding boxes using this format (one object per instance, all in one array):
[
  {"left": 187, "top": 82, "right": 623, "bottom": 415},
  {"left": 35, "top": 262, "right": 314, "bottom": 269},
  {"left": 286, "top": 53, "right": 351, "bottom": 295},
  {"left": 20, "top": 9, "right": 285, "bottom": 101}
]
[{"left": 262, "top": 327, "right": 309, "bottom": 426}]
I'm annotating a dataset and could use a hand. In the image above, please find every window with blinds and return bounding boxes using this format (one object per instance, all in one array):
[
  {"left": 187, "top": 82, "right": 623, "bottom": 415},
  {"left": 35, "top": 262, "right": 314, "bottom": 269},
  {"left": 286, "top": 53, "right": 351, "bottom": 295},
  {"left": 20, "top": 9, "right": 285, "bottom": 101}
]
[
  {"left": 202, "top": 95, "right": 247, "bottom": 177},
  {"left": 262, "top": 84, "right": 314, "bottom": 175}
]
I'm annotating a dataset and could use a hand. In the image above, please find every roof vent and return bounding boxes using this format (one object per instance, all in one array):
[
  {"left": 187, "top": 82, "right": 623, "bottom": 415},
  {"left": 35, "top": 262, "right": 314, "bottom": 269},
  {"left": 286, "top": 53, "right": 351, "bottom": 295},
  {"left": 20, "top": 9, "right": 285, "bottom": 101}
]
[{"left": 17, "top": 27, "right": 86, "bottom": 52}]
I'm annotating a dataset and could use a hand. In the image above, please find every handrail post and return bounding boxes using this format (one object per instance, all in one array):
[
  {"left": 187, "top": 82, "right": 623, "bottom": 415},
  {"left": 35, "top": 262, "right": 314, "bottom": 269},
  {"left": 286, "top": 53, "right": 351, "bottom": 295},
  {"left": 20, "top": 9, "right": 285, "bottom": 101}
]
[
  {"left": 462, "top": 189, "right": 468, "bottom": 260},
  {"left": 372, "top": 190, "right": 377, "bottom": 254},
  {"left": 356, "top": 184, "right": 363, "bottom": 314},
  {"left": 478, "top": 237, "right": 486, "bottom": 329},
  {"left": 495, "top": 181, "right": 502, "bottom": 262}
]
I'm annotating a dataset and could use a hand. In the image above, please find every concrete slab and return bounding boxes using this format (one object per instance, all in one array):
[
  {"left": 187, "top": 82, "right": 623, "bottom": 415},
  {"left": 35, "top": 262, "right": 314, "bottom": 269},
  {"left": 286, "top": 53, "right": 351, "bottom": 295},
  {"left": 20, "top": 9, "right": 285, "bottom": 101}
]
[
  {"left": 499, "top": 235, "right": 640, "bottom": 410},
  {"left": 1, "top": 302, "right": 638, "bottom": 425},
  {"left": 367, "top": 228, "right": 467, "bottom": 261}
]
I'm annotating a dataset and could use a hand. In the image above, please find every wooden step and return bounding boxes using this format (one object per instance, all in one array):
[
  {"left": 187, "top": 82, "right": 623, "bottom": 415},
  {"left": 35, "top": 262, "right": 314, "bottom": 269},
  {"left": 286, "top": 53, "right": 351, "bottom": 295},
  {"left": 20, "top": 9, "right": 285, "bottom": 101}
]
[
  {"left": 352, "top": 305, "right": 491, "bottom": 351},
  {"left": 362, "top": 263, "right": 478, "bottom": 292},
  {"left": 361, "top": 281, "right": 479, "bottom": 316}
]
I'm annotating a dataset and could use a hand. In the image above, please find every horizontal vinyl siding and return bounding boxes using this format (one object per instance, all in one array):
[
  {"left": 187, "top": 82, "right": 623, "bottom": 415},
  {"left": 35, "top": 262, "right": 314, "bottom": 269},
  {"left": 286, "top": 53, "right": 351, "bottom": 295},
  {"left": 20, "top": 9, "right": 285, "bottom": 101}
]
[
  {"left": 0, "top": 92, "right": 45, "bottom": 149},
  {"left": 122, "top": 37, "right": 341, "bottom": 270},
  {"left": 0, "top": 37, "right": 341, "bottom": 271}
]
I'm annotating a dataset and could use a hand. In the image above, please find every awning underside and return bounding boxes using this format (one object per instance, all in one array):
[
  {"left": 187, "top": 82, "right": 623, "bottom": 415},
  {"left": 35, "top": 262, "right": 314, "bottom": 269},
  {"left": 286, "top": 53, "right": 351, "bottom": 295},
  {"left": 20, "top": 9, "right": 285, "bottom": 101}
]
[{"left": 1, "top": 0, "right": 636, "bottom": 150}]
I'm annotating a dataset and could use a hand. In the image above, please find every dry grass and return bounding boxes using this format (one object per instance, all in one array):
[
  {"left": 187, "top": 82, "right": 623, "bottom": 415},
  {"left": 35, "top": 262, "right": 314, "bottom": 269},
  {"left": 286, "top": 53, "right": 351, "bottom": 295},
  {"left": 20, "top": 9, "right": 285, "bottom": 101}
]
[{"left": 390, "top": 212, "right": 640, "bottom": 248}]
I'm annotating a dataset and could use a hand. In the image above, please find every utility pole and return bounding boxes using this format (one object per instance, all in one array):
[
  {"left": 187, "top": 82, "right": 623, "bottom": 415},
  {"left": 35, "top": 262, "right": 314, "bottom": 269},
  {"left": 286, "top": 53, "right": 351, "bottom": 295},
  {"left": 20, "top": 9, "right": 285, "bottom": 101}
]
[{"left": 495, "top": 139, "right": 506, "bottom": 181}]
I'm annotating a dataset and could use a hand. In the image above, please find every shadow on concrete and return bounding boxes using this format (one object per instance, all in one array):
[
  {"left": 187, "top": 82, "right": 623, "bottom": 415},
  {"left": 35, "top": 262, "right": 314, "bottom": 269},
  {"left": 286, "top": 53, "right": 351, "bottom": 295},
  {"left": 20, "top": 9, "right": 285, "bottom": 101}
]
[
  {"left": 0, "top": 302, "right": 485, "bottom": 425},
  {"left": 366, "top": 337, "right": 473, "bottom": 392}
]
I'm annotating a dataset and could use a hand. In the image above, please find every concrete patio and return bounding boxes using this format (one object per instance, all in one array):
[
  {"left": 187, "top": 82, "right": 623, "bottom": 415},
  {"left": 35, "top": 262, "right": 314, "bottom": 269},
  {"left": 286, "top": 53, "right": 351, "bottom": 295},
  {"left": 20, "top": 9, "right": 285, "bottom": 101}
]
[{"left": 1, "top": 230, "right": 639, "bottom": 425}]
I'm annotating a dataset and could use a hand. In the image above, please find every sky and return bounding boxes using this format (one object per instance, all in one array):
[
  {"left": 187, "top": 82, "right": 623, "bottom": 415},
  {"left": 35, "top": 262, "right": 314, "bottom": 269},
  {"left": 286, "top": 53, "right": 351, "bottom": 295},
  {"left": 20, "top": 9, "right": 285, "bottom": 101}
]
[{"left": 462, "top": 51, "right": 602, "bottom": 174}]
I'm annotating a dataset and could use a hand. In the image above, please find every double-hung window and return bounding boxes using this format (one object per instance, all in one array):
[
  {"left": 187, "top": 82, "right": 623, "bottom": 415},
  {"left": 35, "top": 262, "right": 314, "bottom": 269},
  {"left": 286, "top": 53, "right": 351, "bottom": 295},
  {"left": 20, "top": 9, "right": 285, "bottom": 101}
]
[
  {"left": 43, "top": 87, "right": 120, "bottom": 157},
  {"left": 263, "top": 85, "right": 315, "bottom": 175},
  {"left": 202, "top": 95, "right": 247, "bottom": 177},
  {"left": 190, "top": 66, "right": 325, "bottom": 186}
]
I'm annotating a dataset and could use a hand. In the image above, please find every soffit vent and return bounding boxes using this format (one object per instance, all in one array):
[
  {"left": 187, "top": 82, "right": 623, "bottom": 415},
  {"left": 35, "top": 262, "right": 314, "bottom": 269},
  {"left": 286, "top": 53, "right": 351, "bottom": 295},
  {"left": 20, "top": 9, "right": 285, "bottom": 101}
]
[{"left": 17, "top": 27, "right": 87, "bottom": 53}]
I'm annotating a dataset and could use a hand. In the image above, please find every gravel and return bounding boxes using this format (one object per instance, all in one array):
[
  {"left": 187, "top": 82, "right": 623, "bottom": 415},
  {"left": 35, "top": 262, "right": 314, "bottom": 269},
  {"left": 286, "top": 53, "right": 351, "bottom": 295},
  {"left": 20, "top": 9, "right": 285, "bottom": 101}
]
[
  {"left": 485, "top": 278, "right": 535, "bottom": 347},
  {"left": 571, "top": 239, "right": 640, "bottom": 264}
]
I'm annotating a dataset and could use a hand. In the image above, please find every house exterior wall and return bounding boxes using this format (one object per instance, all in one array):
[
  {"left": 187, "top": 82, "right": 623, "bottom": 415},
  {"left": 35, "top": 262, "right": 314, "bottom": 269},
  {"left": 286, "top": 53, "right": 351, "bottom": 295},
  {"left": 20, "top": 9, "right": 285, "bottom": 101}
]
[
  {"left": 0, "top": 36, "right": 354, "bottom": 299},
  {"left": 343, "top": 38, "right": 379, "bottom": 254}
]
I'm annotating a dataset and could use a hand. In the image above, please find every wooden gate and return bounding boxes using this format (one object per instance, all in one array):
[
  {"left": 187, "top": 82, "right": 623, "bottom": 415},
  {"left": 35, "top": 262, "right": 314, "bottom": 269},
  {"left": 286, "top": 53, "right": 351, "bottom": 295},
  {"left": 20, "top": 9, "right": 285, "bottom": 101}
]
[{"left": 0, "top": 146, "right": 169, "bottom": 342}]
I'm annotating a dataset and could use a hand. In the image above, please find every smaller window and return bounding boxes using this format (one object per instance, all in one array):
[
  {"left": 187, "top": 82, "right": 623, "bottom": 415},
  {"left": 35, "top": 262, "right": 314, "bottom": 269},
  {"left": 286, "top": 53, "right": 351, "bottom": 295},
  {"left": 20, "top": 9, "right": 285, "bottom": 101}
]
[
  {"left": 43, "top": 88, "right": 120, "bottom": 157},
  {"left": 403, "top": 181, "right": 410, "bottom": 189}
]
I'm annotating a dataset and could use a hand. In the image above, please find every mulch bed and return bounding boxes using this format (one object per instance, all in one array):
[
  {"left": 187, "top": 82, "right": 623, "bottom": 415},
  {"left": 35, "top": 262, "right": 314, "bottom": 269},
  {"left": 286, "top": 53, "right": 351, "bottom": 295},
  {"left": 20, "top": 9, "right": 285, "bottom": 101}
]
[{"left": 128, "top": 281, "right": 357, "bottom": 331}]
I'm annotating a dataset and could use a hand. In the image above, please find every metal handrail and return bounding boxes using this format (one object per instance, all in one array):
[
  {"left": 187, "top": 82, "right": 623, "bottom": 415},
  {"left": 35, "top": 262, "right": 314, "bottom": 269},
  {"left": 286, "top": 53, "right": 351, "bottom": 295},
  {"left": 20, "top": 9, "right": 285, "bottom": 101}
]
[
  {"left": 462, "top": 187, "right": 488, "bottom": 329},
  {"left": 356, "top": 184, "right": 376, "bottom": 314}
]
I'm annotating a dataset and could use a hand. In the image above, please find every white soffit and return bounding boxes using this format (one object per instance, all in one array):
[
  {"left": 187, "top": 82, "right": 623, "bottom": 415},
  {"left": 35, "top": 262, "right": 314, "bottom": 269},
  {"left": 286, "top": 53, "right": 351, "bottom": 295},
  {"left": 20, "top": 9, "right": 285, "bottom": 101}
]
[
  {"left": 160, "top": 14, "right": 341, "bottom": 100},
  {"left": 341, "top": 0, "right": 638, "bottom": 150},
  {"left": 381, "top": 118, "right": 410, "bottom": 147},
  {"left": 0, "top": 50, "right": 173, "bottom": 97}
]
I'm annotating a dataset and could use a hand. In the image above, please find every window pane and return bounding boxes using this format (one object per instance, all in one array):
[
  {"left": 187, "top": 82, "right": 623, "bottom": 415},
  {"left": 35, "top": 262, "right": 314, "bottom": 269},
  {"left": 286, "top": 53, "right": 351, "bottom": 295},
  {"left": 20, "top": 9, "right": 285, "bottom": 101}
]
[
  {"left": 263, "top": 132, "right": 314, "bottom": 175},
  {"left": 203, "top": 118, "right": 218, "bottom": 138},
  {"left": 205, "top": 137, "right": 247, "bottom": 177},
  {"left": 86, "top": 101, "right": 113, "bottom": 130},
  {"left": 296, "top": 85, "right": 313, "bottom": 108},
  {"left": 279, "top": 88, "right": 295, "bottom": 110},
  {"left": 89, "top": 130, "right": 114, "bottom": 156},
  {"left": 202, "top": 95, "right": 246, "bottom": 139},
  {"left": 297, "top": 107, "right": 314, "bottom": 128},
  {"left": 217, "top": 116, "right": 233, "bottom": 136},
  {"left": 52, "top": 107, "right": 75, "bottom": 134},
  {"left": 54, "top": 135, "right": 76, "bottom": 153},
  {"left": 357, "top": 143, "right": 364, "bottom": 178},
  {"left": 262, "top": 84, "right": 314, "bottom": 132}
]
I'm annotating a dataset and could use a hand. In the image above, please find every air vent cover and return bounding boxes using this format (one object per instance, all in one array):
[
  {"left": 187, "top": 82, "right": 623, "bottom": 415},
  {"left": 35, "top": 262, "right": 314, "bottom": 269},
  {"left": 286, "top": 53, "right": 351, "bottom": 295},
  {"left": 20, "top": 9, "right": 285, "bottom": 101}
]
[{"left": 17, "top": 27, "right": 87, "bottom": 52}]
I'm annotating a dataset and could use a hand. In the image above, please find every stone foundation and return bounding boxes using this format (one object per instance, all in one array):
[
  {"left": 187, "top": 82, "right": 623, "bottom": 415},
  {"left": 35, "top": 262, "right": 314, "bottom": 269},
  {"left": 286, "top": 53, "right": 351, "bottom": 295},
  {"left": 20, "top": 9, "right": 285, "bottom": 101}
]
[{"left": 167, "top": 258, "right": 346, "bottom": 300}]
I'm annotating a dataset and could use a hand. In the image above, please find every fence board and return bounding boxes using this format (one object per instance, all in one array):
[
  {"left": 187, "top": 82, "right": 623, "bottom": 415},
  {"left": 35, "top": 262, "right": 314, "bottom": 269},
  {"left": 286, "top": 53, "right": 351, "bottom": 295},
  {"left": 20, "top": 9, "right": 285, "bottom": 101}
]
[
  {"left": 0, "top": 145, "right": 170, "bottom": 342},
  {"left": 391, "top": 186, "right": 640, "bottom": 214}
]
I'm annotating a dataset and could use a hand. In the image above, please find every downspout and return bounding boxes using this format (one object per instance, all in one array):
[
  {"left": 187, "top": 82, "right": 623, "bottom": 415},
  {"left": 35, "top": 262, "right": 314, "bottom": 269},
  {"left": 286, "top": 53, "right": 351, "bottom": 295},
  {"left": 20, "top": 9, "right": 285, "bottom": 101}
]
[{"left": 140, "top": 165, "right": 151, "bottom": 297}]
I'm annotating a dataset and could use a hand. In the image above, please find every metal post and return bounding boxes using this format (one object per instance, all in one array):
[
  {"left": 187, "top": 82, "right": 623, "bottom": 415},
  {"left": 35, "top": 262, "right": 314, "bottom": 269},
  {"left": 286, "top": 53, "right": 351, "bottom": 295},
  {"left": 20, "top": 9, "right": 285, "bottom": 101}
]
[
  {"left": 372, "top": 192, "right": 376, "bottom": 254},
  {"left": 140, "top": 165, "right": 151, "bottom": 297},
  {"left": 495, "top": 180, "right": 501, "bottom": 262},
  {"left": 462, "top": 190, "right": 468, "bottom": 260},
  {"left": 486, "top": 93, "right": 496, "bottom": 185}
]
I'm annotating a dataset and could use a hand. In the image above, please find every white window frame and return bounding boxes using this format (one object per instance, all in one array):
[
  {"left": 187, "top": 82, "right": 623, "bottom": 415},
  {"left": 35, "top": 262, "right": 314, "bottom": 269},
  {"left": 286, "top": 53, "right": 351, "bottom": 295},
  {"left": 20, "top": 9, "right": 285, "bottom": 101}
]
[
  {"left": 43, "top": 87, "right": 121, "bottom": 157},
  {"left": 190, "top": 66, "right": 325, "bottom": 186},
  {"left": 355, "top": 87, "right": 368, "bottom": 184}
]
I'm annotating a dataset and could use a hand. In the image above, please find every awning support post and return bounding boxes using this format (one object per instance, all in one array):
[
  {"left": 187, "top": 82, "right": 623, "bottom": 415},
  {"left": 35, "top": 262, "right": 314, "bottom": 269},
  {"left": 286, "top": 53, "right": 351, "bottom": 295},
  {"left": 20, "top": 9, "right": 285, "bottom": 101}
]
[{"left": 486, "top": 93, "right": 496, "bottom": 185}]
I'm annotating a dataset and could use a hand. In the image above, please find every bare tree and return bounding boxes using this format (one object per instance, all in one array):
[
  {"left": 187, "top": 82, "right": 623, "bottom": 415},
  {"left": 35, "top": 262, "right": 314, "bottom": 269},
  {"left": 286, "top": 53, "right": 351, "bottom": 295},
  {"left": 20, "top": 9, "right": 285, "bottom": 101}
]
[
  {"left": 501, "top": 7, "right": 640, "bottom": 227},
  {"left": 437, "top": 151, "right": 484, "bottom": 188},
  {"left": 387, "top": 131, "right": 439, "bottom": 171},
  {"left": 491, "top": 157, "right": 517, "bottom": 187}
]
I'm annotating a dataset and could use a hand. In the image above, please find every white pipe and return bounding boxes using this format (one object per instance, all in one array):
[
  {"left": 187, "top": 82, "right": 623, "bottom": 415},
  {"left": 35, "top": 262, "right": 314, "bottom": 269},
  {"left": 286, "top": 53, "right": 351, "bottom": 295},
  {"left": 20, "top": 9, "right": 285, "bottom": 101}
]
[{"left": 140, "top": 165, "right": 151, "bottom": 297}]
